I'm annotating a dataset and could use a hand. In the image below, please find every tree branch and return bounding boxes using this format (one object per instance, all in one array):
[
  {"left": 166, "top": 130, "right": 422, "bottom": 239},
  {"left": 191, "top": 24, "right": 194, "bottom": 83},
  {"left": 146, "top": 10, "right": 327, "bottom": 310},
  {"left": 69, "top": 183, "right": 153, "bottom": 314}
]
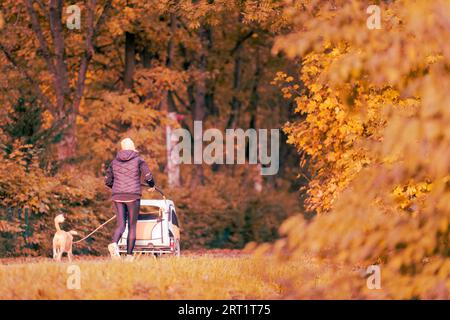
[
  {"left": 0, "top": 43, "right": 53, "bottom": 112},
  {"left": 49, "top": 0, "right": 70, "bottom": 110},
  {"left": 172, "top": 90, "right": 188, "bottom": 109},
  {"left": 72, "top": 0, "right": 113, "bottom": 114},
  {"left": 25, "top": 0, "right": 68, "bottom": 115},
  {"left": 230, "top": 30, "right": 254, "bottom": 55},
  {"left": 24, "top": 0, "right": 57, "bottom": 77},
  {"left": 35, "top": 0, "right": 46, "bottom": 13}
]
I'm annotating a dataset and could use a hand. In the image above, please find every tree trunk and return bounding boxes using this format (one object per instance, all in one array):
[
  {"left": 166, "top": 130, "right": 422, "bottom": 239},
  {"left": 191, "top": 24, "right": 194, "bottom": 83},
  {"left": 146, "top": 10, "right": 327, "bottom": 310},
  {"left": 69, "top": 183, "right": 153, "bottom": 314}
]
[
  {"left": 166, "top": 111, "right": 181, "bottom": 187},
  {"left": 164, "top": 12, "right": 181, "bottom": 187},
  {"left": 227, "top": 14, "right": 246, "bottom": 129},
  {"left": 57, "top": 116, "right": 77, "bottom": 162},
  {"left": 249, "top": 48, "right": 262, "bottom": 192},
  {"left": 141, "top": 45, "right": 153, "bottom": 68},
  {"left": 190, "top": 25, "right": 211, "bottom": 187},
  {"left": 48, "top": 0, "right": 74, "bottom": 162},
  {"left": 227, "top": 58, "right": 242, "bottom": 129},
  {"left": 124, "top": 32, "right": 135, "bottom": 89}
]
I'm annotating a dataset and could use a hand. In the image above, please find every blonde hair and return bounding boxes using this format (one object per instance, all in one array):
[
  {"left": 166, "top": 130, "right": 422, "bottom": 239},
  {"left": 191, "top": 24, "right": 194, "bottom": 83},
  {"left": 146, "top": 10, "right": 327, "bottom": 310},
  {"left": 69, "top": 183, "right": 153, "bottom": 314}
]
[{"left": 120, "top": 138, "right": 137, "bottom": 151}]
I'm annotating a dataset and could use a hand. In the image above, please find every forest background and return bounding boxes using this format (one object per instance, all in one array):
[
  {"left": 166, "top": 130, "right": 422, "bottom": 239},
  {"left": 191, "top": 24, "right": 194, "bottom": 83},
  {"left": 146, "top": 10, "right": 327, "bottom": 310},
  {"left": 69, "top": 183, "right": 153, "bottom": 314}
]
[{"left": 0, "top": 0, "right": 449, "bottom": 299}]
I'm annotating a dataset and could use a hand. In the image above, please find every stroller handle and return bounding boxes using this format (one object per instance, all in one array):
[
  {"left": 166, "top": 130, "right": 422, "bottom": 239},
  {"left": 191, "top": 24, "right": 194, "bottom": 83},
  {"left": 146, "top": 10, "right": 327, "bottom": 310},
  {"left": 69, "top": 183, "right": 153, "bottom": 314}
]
[
  {"left": 141, "top": 184, "right": 166, "bottom": 199},
  {"left": 155, "top": 186, "right": 165, "bottom": 197}
]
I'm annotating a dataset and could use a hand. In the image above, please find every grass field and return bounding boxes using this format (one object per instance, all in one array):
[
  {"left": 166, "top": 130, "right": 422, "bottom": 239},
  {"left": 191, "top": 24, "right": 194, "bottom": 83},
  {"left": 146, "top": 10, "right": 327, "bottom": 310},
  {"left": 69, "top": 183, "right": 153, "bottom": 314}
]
[{"left": 0, "top": 252, "right": 327, "bottom": 299}]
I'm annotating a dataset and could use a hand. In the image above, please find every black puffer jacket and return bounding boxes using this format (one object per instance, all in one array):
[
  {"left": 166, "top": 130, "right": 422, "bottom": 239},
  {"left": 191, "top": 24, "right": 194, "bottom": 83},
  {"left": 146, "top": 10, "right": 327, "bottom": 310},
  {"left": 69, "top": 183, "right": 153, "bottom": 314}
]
[{"left": 105, "top": 150, "right": 155, "bottom": 201}]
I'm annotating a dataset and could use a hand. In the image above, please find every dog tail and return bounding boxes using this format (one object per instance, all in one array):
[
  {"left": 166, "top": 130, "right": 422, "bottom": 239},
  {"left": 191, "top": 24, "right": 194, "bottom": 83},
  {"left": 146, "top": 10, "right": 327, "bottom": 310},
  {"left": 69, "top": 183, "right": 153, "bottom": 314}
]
[{"left": 69, "top": 230, "right": 78, "bottom": 236}]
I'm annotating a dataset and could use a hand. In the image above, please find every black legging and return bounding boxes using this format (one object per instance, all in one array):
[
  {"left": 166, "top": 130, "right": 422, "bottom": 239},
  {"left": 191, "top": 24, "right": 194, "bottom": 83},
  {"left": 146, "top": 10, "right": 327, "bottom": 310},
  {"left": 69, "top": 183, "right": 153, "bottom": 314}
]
[{"left": 112, "top": 200, "right": 140, "bottom": 254}]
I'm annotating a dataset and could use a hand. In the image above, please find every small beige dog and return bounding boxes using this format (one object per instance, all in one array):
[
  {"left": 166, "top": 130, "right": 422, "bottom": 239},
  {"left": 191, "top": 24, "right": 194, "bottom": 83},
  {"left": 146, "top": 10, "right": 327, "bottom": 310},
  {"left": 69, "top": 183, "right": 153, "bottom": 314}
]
[{"left": 53, "top": 214, "right": 78, "bottom": 262}]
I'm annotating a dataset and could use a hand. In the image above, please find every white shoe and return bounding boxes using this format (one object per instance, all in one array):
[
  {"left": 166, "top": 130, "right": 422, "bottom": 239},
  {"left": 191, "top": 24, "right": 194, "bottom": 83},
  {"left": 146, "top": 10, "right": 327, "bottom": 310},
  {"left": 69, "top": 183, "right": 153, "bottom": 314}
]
[
  {"left": 108, "top": 243, "right": 120, "bottom": 260},
  {"left": 124, "top": 254, "right": 135, "bottom": 262}
]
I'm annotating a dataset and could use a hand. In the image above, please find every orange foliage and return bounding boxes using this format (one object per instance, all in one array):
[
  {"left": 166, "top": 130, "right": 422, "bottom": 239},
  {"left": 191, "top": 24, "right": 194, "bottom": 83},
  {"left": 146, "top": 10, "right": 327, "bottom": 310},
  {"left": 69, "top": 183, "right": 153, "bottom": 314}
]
[{"left": 273, "top": 0, "right": 450, "bottom": 298}]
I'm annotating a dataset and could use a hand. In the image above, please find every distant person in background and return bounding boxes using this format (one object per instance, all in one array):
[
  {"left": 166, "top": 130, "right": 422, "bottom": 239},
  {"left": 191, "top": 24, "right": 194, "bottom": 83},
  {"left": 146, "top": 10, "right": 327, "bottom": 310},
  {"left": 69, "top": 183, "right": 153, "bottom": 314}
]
[{"left": 105, "top": 138, "right": 155, "bottom": 261}]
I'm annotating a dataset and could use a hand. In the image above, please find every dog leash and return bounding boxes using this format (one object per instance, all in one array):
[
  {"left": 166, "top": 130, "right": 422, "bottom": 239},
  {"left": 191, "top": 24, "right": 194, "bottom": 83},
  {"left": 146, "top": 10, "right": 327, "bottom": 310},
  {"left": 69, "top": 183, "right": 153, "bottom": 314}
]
[
  {"left": 73, "top": 215, "right": 116, "bottom": 244},
  {"left": 73, "top": 186, "right": 167, "bottom": 244}
]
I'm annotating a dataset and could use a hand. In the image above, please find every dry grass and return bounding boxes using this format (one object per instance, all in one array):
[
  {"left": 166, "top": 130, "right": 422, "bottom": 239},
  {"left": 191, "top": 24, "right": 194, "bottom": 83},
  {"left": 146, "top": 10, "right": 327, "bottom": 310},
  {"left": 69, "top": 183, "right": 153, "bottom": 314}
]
[{"left": 0, "top": 254, "right": 326, "bottom": 300}]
